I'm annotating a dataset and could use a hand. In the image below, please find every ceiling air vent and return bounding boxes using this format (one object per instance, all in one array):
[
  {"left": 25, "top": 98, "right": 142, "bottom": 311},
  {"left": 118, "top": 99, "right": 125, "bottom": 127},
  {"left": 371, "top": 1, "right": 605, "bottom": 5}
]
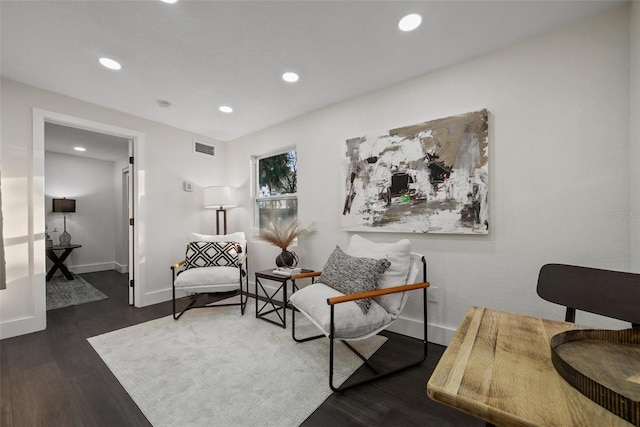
[{"left": 193, "top": 140, "right": 215, "bottom": 157}]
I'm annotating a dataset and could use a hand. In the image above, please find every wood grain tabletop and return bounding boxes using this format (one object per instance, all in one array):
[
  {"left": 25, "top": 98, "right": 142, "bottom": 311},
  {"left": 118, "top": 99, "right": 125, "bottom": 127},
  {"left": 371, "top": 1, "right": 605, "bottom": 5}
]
[{"left": 427, "top": 306, "right": 632, "bottom": 426}]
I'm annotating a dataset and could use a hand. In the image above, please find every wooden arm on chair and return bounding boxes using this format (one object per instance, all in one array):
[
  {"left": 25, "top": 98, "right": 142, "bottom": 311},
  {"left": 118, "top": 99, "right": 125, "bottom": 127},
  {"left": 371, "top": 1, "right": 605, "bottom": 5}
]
[
  {"left": 291, "top": 271, "right": 322, "bottom": 280},
  {"left": 327, "top": 281, "right": 430, "bottom": 306},
  {"left": 171, "top": 260, "right": 186, "bottom": 270},
  {"left": 239, "top": 252, "right": 248, "bottom": 265}
]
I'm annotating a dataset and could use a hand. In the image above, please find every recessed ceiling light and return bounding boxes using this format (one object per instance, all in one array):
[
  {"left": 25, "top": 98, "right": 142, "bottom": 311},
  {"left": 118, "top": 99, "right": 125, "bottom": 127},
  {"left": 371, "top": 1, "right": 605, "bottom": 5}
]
[
  {"left": 99, "top": 57, "right": 122, "bottom": 70},
  {"left": 219, "top": 106, "right": 233, "bottom": 113},
  {"left": 282, "top": 72, "right": 299, "bottom": 83},
  {"left": 74, "top": 146, "right": 86, "bottom": 152},
  {"left": 161, "top": 0, "right": 178, "bottom": 3},
  {"left": 398, "top": 13, "right": 422, "bottom": 32}
]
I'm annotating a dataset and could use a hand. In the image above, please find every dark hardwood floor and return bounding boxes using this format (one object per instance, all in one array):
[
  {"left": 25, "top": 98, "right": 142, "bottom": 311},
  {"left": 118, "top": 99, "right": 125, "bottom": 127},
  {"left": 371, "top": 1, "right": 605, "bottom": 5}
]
[{"left": 1, "top": 270, "right": 482, "bottom": 426}]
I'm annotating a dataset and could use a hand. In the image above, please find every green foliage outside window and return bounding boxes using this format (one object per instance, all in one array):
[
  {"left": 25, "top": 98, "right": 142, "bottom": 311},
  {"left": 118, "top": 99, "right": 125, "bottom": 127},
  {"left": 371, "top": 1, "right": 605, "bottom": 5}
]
[
  {"left": 257, "top": 150, "right": 297, "bottom": 230},
  {"left": 258, "top": 151, "right": 296, "bottom": 196}
]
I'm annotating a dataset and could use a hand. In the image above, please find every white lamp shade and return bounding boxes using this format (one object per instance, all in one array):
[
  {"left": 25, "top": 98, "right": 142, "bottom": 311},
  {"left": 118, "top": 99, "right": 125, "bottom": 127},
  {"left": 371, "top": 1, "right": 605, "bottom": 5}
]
[{"left": 203, "top": 186, "right": 238, "bottom": 209}]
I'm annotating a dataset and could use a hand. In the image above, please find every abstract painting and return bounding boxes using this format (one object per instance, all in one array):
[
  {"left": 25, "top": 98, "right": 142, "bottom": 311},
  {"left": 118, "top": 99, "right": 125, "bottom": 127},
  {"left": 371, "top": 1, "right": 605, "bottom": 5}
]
[{"left": 342, "top": 109, "right": 489, "bottom": 234}]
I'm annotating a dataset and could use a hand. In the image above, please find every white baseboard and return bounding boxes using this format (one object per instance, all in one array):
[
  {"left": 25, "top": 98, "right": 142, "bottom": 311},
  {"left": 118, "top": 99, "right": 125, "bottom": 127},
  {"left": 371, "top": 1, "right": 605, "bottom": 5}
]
[
  {"left": 386, "top": 316, "right": 456, "bottom": 347},
  {"left": 137, "top": 281, "right": 457, "bottom": 346},
  {"left": 0, "top": 314, "right": 46, "bottom": 340},
  {"left": 254, "top": 280, "right": 456, "bottom": 347},
  {"left": 114, "top": 262, "right": 128, "bottom": 274},
  {"left": 140, "top": 280, "right": 283, "bottom": 309},
  {"left": 141, "top": 288, "right": 174, "bottom": 307},
  {"left": 49, "top": 262, "right": 127, "bottom": 276},
  {"left": 135, "top": 281, "right": 458, "bottom": 346},
  {"left": 68, "top": 262, "right": 116, "bottom": 274},
  {"left": 0, "top": 273, "right": 47, "bottom": 340}
]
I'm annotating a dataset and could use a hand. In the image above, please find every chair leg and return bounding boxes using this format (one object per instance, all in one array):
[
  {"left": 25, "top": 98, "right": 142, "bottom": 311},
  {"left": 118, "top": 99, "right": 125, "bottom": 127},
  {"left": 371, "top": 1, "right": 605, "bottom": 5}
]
[
  {"left": 171, "top": 268, "right": 194, "bottom": 320},
  {"left": 239, "top": 272, "right": 248, "bottom": 315},
  {"left": 342, "top": 341, "right": 381, "bottom": 374},
  {"left": 174, "top": 290, "right": 246, "bottom": 320},
  {"left": 172, "top": 267, "right": 178, "bottom": 320},
  {"left": 174, "top": 293, "right": 200, "bottom": 320},
  {"left": 328, "top": 286, "right": 429, "bottom": 392},
  {"left": 172, "top": 264, "right": 247, "bottom": 320}
]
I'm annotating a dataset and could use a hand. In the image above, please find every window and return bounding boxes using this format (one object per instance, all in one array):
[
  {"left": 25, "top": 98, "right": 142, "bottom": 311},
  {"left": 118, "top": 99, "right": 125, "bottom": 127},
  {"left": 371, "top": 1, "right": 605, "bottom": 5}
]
[{"left": 254, "top": 149, "right": 297, "bottom": 230}]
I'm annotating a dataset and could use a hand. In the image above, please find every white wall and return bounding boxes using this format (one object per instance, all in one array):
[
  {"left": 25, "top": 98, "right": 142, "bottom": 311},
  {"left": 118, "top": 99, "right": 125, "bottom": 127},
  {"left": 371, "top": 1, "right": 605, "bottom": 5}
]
[
  {"left": 45, "top": 152, "right": 120, "bottom": 274},
  {"left": 0, "top": 78, "right": 228, "bottom": 339},
  {"left": 1, "top": 4, "right": 637, "bottom": 341},
  {"left": 229, "top": 5, "right": 635, "bottom": 344}
]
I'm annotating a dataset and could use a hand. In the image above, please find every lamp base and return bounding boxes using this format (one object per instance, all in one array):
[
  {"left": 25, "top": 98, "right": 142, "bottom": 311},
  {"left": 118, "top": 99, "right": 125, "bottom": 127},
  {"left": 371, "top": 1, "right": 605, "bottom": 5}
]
[
  {"left": 216, "top": 209, "right": 228, "bottom": 235},
  {"left": 59, "top": 231, "right": 71, "bottom": 247}
]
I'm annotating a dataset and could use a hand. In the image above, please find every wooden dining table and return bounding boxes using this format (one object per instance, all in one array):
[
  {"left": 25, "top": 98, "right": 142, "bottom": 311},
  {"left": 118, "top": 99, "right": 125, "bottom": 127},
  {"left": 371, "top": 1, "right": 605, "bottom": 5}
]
[{"left": 427, "top": 306, "right": 632, "bottom": 426}]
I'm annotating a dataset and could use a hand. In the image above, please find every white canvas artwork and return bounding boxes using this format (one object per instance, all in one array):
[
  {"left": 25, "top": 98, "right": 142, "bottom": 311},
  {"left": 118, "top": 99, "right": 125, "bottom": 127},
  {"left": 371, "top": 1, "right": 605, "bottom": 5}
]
[{"left": 342, "top": 109, "right": 489, "bottom": 234}]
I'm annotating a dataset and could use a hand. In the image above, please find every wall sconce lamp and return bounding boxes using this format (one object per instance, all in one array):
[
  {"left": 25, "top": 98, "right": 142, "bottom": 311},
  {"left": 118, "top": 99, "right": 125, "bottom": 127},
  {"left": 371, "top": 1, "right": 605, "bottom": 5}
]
[
  {"left": 52, "top": 197, "right": 76, "bottom": 246},
  {"left": 203, "top": 186, "right": 238, "bottom": 235}
]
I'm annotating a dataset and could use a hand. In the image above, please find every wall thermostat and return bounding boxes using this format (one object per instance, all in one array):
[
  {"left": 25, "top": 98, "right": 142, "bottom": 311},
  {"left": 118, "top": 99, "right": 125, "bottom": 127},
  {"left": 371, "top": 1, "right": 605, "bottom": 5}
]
[{"left": 183, "top": 181, "right": 193, "bottom": 192}]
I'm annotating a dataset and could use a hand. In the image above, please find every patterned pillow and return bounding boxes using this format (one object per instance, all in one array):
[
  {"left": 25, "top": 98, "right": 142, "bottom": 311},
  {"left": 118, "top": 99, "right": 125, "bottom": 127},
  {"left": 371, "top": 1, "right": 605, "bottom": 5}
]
[
  {"left": 184, "top": 241, "right": 240, "bottom": 269},
  {"left": 319, "top": 246, "right": 391, "bottom": 314}
]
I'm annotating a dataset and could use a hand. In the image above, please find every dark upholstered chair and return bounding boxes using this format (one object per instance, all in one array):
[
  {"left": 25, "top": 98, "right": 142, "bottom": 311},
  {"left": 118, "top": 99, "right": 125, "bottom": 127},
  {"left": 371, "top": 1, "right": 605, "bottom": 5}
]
[{"left": 536, "top": 263, "right": 640, "bottom": 327}]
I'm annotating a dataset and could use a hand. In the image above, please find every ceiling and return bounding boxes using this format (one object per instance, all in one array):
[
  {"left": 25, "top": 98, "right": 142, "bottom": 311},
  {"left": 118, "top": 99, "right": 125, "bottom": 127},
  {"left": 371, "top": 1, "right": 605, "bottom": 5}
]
[
  {"left": 45, "top": 122, "right": 129, "bottom": 162},
  {"left": 1, "top": 0, "right": 626, "bottom": 143}
]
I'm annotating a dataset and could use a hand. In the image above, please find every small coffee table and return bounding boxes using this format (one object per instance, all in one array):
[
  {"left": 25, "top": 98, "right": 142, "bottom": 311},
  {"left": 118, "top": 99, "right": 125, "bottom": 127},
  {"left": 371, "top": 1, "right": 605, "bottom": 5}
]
[{"left": 255, "top": 269, "right": 314, "bottom": 328}]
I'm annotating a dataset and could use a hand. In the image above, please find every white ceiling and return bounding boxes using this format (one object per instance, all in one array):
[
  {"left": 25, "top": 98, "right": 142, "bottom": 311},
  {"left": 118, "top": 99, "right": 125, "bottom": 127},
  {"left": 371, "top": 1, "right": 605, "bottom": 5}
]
[
  {"left": 1, "top": 0, "right": 627, "bottom": 143},
  {"left": 45, "top": 122, "right": 129, "bottom": 162}
]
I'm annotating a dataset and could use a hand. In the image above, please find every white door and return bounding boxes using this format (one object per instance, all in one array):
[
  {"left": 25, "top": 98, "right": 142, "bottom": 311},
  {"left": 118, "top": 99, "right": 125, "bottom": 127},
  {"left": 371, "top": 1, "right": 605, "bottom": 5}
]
[{"left": 127, "top": 140, "right": 135, "bottom": 305}]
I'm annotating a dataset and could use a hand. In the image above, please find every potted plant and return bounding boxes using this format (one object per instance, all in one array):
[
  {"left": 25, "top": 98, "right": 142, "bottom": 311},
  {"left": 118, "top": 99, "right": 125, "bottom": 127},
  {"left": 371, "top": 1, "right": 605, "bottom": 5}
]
[{"left": 259, "top": 219, "right": 311, "bottom": 267}]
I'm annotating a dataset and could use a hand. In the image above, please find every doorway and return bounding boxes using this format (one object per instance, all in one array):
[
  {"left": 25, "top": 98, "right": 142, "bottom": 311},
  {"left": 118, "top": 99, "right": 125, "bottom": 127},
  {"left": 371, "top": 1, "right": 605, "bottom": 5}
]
[
  {"left": 44, "top": 122, "right": 133, "bottom": 305},
  {"left": 34, "top": 109, "right": 145, "bottom": 318}
]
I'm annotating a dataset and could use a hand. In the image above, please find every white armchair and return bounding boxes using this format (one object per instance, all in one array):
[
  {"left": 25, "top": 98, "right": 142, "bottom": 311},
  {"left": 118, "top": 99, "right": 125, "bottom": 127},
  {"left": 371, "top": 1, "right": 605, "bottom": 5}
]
[
  {"left": 289, "top": 235, "right": 429, "bottom": 391},
  {"left": 171, "top": 232, "right": 248, "bottom": 319}
]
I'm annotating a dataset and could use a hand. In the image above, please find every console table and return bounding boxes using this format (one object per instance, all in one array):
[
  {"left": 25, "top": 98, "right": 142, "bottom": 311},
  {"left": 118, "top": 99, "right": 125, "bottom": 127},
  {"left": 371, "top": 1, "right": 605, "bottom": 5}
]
[
  {"left": 46, "top": 245, "right": 81, "bottom": 281},
  {"left": 255, "top": 269, "right": 314, "bottom": 328}
]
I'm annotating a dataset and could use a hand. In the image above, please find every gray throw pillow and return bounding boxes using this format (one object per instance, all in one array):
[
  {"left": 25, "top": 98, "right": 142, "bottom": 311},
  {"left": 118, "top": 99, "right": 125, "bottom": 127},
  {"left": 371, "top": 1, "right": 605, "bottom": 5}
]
[{"left": 319, "top": 246, "right": 391, "bottom": 314}]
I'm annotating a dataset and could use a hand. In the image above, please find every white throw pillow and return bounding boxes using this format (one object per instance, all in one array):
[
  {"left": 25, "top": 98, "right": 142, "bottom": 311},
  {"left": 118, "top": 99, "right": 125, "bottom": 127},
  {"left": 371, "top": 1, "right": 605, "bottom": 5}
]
[
  {"left": 289, "top": 283, "right": 393, "bottom": 340},
  {"left": 345, "top": 234, "right": 411, "bottom": 315},
  {"left": 190, "top": 232, "right": 246, "bottom": 250}
]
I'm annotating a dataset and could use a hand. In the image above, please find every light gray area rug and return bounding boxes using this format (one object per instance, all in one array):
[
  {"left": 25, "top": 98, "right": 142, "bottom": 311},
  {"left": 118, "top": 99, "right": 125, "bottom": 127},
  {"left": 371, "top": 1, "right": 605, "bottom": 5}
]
[
  {"left": 47, "top": 273, "right": 108, "bottom": 310},
  {"left": 88, "top": 297, "right": 386, "bottom": 427}
]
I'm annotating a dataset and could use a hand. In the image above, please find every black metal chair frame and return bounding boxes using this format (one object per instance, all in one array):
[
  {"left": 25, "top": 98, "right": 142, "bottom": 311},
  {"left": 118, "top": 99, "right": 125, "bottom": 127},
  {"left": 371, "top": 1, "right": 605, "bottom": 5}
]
[
  {"left": 291, "top": 256, "right": 429, "bottom": 392},
  {"left": 171, "top": 251, "right": 248, "bottom": 320},
  {"left": 537, "top": 263, "right": 640, "bottom": 328}
]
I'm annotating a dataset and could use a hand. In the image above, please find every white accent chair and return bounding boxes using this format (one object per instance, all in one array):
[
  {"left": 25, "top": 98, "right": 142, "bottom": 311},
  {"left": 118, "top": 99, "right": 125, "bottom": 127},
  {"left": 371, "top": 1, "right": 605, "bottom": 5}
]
[
  {"left": 289, "top": 235, "right": 429, "bottom": 391},
  {"left": 171, "top": 232, "right": 248, "bottom": 319}
]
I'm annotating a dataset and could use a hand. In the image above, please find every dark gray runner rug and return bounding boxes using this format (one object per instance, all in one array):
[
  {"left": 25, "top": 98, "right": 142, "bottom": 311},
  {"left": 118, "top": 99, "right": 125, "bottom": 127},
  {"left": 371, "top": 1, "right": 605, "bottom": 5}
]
[{"left": 47, "top": 273, "right": 108, "bottom": 310}]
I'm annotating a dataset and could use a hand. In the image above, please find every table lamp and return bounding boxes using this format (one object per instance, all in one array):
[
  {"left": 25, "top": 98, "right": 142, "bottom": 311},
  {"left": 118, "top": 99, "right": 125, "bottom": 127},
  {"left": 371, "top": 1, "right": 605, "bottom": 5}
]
[
  {"left": 203, "top": 186, "right": 237, "bottom": 235},
  {"left": 52, "top": 197, "right": 76, "bottom": 246}
]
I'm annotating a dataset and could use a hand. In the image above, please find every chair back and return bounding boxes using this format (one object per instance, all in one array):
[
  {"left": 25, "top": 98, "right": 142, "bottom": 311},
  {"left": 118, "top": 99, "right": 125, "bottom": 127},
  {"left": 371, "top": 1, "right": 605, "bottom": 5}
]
[
  {"left": 190, "top": 232, "right": 247, "bottom": 252},
  {"left": 536, "top": 263, "right": 640, "bottom": 325},
  {"left": 406, "top": 252, "right": 425, "bottom": 285},
  {"left": 394, "top": 252, "right": 427, "bottom": 314},
  {"left": 345, "top": 235, "right": 412, "bottom": 315}
]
